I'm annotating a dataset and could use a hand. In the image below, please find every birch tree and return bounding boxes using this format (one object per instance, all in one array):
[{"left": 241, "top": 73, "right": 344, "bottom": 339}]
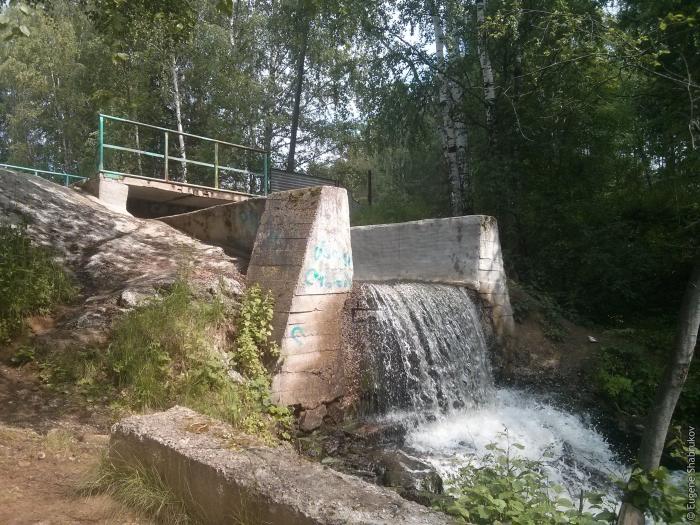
[{"left": 170, "top": 55, "right": 188, "bottom": 182}]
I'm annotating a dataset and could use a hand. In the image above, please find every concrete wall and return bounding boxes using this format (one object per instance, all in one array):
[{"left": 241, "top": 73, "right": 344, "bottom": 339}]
[
  {"left": 247, "top": 186, "right": 353, "bottom": 409},
  {"left": 351, "top": 216, "right": 514, "bottom": 339},
  {"left": 110, "top": 406, "right": 453, "bottom": 525},
  {"left": 159, "top": 198, "right": 266, "bottom": 259}
]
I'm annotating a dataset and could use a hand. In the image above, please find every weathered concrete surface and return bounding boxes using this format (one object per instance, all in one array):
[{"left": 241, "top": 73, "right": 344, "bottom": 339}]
[
  {"left": 247, "top": 187, "right": 353, "bottom": 409},
  {"left": 159, "top": 197, "right": 266, "bottom": 259},
  {"left": 84, "top": 173, "right": 253, "bottom": 217},
  {"left": 110, "top": 406, "right": 454, "bottom": 525},
  {"left": 0, "top": 169, "right": 244, "bottom": 345},
  {"left": 83, "top": 174, "right": 130, "bottom": 214},
  {"left": 351, "top": 216, "right": 514, "bottom": 339}
]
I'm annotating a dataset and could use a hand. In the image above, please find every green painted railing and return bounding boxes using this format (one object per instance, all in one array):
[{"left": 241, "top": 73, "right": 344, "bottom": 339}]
[
  {"left": 0, "top": 163, "right": 87, "bottom": 186},
  {"left": 98, "top": 114, "right": 270, "bottom": 195}
]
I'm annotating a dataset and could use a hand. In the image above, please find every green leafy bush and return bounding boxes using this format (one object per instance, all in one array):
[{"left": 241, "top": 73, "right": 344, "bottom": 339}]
[
  {"left": 0, "top": 223, "right": 76, "bottom": 342},
  {"left": 436, "top": 436, "right": 616, "bottom": 525},
  {"left": 595, "top": 328, "right": 699, "bottom": 430},
  {"left": 617, "top": 466, "right": 687, "bottom": 524},
  {"left": 231, "top": 284, "right": 279, "bottom": 381}
]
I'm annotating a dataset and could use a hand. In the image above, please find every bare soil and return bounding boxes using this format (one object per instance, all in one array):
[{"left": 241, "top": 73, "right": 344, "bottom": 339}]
[{"left": 0, "top": 363, "right": 149, "bottom": 525}]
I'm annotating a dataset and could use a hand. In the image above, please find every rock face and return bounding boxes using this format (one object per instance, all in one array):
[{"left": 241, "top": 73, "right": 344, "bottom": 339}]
[
  {"left": 0, "top": 169, "right": 244, "bottom": 343},
  {"left": 110, "top": 406, "right": 455, "bottom": 525},
  {"left": 247, "top": 186, "right": 353, "bottom": 410}
]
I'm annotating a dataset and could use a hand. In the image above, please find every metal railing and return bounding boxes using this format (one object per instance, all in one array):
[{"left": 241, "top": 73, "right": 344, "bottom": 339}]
[
  {"left": 98, "top": 114, "right": 270, "bottom": 195},
  {"left": 0, "top": 163, "right": 87, "bottom": 186}
]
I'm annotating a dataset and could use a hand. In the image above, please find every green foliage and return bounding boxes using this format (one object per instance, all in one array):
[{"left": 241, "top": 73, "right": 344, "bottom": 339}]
[
  {"left": 10, "top": 345, "right": 36, "bottom": 366},
  {"left": 437, "top": 436, "right": 616, "bottom": 524},
  {"left": 617, "top": 466, "right": 687, "bottom": 524},
  {"left": 35, "top": 279, "right": 290, "bottom": 441},
  {"left": 81, "top": 454, "right": 196, "bottom": 525},
  {"left": 0, "top": 223, "right": 75, "bottom": 342},
  {"left": 594, "top": 328, "right": 699, "bottom": 429},
  {"left": 231, "top": 284, "right": 279, "bottom": 381},
  {"left": 106, "top": 279, "right": 226, "bottom": 409}
]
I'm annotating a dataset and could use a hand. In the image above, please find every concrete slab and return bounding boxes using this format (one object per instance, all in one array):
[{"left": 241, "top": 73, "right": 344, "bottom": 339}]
[{"left": 110, "top": 406, "right": 454, "bottom": 525}]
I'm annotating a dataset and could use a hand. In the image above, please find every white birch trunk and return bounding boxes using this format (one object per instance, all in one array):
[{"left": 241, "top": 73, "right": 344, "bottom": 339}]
[
  {"left": 171, "top": 55, "right": 188, "bottom": 182},
  {"left": 432, "top": 8, "right": 464, "bottom": 215},
  {"left": 476, "top": 0, "right": 497, "bottom": 146}
]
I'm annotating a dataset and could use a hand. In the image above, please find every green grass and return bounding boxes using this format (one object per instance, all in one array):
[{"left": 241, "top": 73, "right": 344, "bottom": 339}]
[
  {"left": 81, "top": 454, "right": 197, "bottom": 525},
  {"left": 0, "top": 223, "right": 76, "bottom": 342},
  {"left": 35, "top": 279, "right": 291, "bottom": 442}
]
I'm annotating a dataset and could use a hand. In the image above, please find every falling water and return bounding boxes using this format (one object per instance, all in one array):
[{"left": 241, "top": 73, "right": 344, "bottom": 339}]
[
  {"left": 361, "top": 282, "right": 494, "bottom": 415},
  {"left": 360, "top": 281, "right": 627, "bottom": 498}
]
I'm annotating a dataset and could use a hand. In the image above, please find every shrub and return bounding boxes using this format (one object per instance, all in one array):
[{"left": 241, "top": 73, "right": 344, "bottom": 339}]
[
  {"left": 595, "top": 328, "right": 699, "bottom": 430},
  {"left": 231, "top": 284, "right": 279, "bottom": 381},
  {"left": 436, "top": 435, "right": 616, "bottom": 525},
  {"left": 0, "top": 223, "right": 75, "bottom": 341}
]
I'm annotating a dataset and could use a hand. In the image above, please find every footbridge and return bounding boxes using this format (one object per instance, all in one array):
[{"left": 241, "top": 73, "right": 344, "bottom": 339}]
[{"left": 2, "top": 114, "right": 339, "bottom": 218}]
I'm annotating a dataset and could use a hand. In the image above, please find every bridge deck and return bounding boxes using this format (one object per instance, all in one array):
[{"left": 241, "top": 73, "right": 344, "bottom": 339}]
[{"left": 120, "top": 174, "right": 252, "bottom": 209}]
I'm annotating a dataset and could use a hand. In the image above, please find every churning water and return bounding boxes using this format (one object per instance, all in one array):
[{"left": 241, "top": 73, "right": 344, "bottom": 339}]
[{"left": 361, "top": 282, "right": 627, "bottom": 496}]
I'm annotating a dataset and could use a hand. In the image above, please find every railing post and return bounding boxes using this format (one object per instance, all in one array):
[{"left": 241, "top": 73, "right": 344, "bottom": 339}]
[
  {"left": 214, "top": 142, "right": 219, "bottom": 189},
  {"left": 263, "top": 152, "right": 270, "bottom": 195},
  {"left": 64, "top": 174, "right": 69, "bottom": 186},
  {"left": 164, "top": 131, "right": 169, "bottom": 181},
  {"left": 98, "top": 114, "right": 104, "bottom": 175}
]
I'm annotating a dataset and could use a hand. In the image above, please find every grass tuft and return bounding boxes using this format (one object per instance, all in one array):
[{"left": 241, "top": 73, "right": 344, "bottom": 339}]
[{"left": 81, "top": 454, "right": 197, "bottom": 525}]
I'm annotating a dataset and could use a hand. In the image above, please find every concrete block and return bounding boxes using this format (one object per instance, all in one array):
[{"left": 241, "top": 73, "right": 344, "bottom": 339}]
[
  {"left": 94, "top": 175, "right": 130, "bottom": 214},
  {"left": 248, "top": 186, "right": 353, "bottom": 408},
  {"left": 351, "top": 215, "right": 514, "bottom": 341},
  {"left": 110, "top": 406, "right": 453, "bottom": 525}
]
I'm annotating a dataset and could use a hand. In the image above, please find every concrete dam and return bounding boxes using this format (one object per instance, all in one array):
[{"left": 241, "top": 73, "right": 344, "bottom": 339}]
[{"left": 156, "top": 185, "right": 515, "bottom": 416}]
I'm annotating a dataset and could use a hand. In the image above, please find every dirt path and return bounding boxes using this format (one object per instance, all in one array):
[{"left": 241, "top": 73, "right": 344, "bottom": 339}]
[{"left": 0, "top": 364, "right": 149, "bottom": 525}]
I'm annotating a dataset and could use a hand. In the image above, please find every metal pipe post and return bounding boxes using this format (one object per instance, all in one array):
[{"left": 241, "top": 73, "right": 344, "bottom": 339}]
[
  {"left": 214, "top": 142, "right": 219, "bottom": 189},
  {"left": 164, "top": 132, "right": 169, "bottom": 181},
  {"left": 98, "top": 114, "right": 104, "bottom": 174}
]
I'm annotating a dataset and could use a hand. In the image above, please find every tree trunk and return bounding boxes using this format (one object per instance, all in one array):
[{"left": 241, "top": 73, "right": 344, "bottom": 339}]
[
  {"left": 170, "top": 55, "right": 187, "bottom": 182},
  {"left": 617, "top": 256, "right": 700, "bottom": 524},
  {"left": 431, "top": 5, "right": 464, "bottom": 216},
  {"left": 476, "top": 0, "right": 497, "bottom": 149},
  {"left": 229, "top": 0, "right": 241, "bottom": 49},
  {"left": 287, "top": 17, "right": 309, "bottom": 173}
]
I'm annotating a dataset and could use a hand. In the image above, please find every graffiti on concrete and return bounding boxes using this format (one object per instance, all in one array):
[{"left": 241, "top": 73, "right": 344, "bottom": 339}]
[{"left": 290, "top": 325, "right": 305, "bottom": 345}]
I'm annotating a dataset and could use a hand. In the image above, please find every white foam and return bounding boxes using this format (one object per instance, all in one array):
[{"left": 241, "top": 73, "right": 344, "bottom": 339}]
[{"left": 399, "top": 388, "right": 628, "bottom": 498}]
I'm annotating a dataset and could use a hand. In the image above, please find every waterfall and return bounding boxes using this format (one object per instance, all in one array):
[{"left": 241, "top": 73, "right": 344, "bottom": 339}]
[
  {"left": 357, "top": 281, "right": 626, "bottom": 499},
  {"left": 361, "top": 282, "right": 494, "bottom": 415}
]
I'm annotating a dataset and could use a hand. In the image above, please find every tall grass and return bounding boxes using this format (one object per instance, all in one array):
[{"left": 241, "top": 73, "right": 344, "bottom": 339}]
[{"left": 0, "top": 223, "right": 75, "bottom": 342}]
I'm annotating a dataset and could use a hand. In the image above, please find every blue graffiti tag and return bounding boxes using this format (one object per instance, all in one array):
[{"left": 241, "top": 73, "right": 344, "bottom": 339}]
[{"left": 290, "top": 325, "right": 305, "bottom": 345}]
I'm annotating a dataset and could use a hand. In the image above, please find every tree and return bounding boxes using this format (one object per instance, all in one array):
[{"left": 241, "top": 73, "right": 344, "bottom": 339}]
[{"left": 617, "top": 256, "right": 700, "bottom": 524}]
